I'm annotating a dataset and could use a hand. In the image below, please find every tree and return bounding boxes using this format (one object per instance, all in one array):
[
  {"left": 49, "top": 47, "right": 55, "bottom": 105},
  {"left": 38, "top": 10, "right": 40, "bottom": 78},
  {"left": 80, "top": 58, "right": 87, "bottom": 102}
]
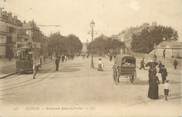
[
  {"left": 87, "top": 35, "right": 125, "bottom": 55},
  {"left": 130, "top": 24, "right": 178, "bottom": 53},
  {"left": 64, "top": 34, "right": 83, "bottom": 55},
  {"left": 47, "top": 33, "right": 82, "bottom": 56}
]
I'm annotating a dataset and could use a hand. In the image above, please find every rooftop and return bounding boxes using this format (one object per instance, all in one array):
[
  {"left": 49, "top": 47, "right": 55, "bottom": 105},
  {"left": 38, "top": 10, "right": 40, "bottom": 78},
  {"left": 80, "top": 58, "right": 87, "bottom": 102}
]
[
  {"left": 157, "top": 40, "right": 182, "bottom": 49},
  {"left": 0, "top": 8, "right": 23, "bottom": 26}
]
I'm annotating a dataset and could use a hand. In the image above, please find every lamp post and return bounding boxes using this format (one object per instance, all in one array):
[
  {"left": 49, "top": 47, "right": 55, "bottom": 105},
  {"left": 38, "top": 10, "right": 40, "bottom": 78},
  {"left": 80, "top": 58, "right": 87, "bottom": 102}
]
[{"left": 90, "top": 20, "right": 95, "bottom": 68}]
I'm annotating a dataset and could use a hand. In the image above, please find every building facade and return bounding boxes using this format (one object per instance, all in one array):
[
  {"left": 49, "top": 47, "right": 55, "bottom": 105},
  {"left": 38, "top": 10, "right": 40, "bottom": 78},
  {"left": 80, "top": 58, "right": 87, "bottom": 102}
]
[
  {"left": 0, "top": 8, "right": 47, "bottom": 60},
  {"left": 0, "top": 8, "right": 22, "bottom": 59},
  {"left": 154, "top": 41, "right": 182, "bottom": 58}
]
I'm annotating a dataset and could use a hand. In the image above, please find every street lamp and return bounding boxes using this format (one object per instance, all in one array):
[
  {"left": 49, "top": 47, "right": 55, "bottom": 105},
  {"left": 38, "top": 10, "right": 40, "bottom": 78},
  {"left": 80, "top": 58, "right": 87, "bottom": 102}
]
[{"left": 90, "top": 20, "right": 95, "bottom": 68}]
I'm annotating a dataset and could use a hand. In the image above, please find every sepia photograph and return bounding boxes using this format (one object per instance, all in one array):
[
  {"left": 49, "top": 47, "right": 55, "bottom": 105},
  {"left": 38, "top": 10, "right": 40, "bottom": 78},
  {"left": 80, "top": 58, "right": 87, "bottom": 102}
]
[{"left": 0, "top": 0, "right": 181, "bottom": 116}]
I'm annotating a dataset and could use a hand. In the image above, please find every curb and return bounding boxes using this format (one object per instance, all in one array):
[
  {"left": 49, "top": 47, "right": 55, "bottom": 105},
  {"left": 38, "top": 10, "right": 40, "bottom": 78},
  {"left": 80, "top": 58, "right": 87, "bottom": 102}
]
[
  {"left": 0, "top": 61, "right": 53, "bottom": 79},
  {"left": 0, "top": 72, "right": 17, "bottom": 79}
]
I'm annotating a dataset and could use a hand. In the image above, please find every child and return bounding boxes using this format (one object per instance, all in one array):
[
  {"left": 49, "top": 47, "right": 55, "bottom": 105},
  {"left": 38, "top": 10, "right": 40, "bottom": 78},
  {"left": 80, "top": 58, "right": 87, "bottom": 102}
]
[{"left": 164, "top": 80, "right": 170, "bottom": 101}]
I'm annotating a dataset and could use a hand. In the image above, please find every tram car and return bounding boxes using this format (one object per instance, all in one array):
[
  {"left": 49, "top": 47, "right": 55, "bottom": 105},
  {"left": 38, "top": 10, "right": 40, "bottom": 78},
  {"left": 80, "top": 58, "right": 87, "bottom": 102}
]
[{"left": 16, "top": 48, "right": 33, "bottom": 74}]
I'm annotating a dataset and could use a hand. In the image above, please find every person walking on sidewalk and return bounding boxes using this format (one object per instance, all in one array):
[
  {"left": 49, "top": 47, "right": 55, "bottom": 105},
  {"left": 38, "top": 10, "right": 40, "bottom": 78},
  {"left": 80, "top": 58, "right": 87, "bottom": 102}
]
[{"left": 55, "top": 56, "right": 60, "bottom": 71}]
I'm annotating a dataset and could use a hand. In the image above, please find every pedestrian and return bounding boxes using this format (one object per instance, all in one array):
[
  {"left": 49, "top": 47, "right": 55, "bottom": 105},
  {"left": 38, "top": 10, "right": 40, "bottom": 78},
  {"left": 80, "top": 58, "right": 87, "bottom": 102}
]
[
  {"left": 109, "top": 55, "right": 112, "bottom": 62},
  {"left": 139, "top": 58, "right": 145, "bottom": 70},
  {"left": 33, "top": 63, "right": 41, "bottom": 79},
  {"left": 97, "top": 58, "right": 104, "bottom": 71},
  {"left": 160, "top": 65, "right": 168, "bottom": 84},
  {"left": 148, "top": 75, "right": 160, "bottom": 99},
  {"left": 148, "top": 64, "right": 157, "bottom": 81},
  {"left": 163, "top": 49, "right": 166, "bottom": 59},
  {"left": 158, "top": 61, "right": 163, "bottom": 73},
  {"left": 39, "top": 56, "right": 43, "bottom": 67},
  {"left": 64, "top": 55, "right": 67, "bottom": 62},
  {"left": 87, "top": 53, "right": 89, "bottom": 58},
  {"left": 61, "top": 55, "right": 65, "bottom": 62},
  {"left": 173, "top": 59, "right": 178, "bottom": 69},
  {"left": 164, "top": 80, "right": 170, "bottom": 101},
  {"left": 55, "top": 56, "right": 60, "bottom": 71}
]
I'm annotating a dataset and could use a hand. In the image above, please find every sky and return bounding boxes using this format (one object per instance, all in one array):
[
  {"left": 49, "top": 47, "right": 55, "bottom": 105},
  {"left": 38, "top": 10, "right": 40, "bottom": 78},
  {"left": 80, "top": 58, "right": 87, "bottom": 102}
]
[{"left": 0, "top": 0, "right": 182, "bottom": 42}]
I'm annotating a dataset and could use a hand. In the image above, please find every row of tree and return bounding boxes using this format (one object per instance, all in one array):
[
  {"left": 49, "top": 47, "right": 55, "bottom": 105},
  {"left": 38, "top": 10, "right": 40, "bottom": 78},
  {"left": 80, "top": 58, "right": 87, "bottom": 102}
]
[
  {"left": 129, "top": 23, "right": 178, "bottom": 53},
  {"left": 87, "top": 35, "right": 125, "bottom": 56},
  {"left": 47, "top": 32, "right": 82, "bottom": 56},
  {"left": 46, "top": 22, "right": 178, "bottom": 57}
]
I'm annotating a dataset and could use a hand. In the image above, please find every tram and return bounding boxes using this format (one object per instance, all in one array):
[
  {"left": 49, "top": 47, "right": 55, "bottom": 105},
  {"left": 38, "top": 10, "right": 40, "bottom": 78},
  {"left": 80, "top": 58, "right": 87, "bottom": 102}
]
[{"left": 16, "top": 48, "right": 33, "bottom": 74}]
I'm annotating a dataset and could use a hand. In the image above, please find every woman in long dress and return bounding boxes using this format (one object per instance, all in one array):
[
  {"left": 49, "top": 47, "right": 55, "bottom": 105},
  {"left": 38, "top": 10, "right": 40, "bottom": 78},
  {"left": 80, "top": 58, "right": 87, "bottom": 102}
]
[
  {"left": 148, "top": 65, "right": 157, "bottom": 80},
  {"left": 148, "top": 65, "right": 160, "bottom": 99},
  {"left": 148, "top": 76, "right": 160, "bottom": 99}
]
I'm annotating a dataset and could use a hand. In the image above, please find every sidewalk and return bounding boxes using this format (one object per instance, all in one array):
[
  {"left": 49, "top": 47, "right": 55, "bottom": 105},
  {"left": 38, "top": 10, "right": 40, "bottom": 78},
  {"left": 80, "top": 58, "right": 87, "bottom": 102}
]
[
  {"left": 0, "top": 58, "right": 53, "bottom": 79},
  {"left": 0, "top": 58, "right": 16, "bottom": 78}
]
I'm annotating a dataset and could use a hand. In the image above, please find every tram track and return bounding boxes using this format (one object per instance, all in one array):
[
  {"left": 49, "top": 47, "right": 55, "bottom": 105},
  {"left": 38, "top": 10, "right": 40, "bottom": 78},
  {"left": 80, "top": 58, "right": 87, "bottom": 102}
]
[
  {"left": 0, "top": 62, "right": 55, "bottom": 92},
  {"left": 0, "top": 61, "right": 54, "bottom": 81},
  {"left": 0, "top": 74, "right": 54, "bottom": 101},
  {"left": 0, "top": 70, "right": 55, "bottom": 95},
  {"left": 0, "top": 60, "right": 76, "bottom": 100}
]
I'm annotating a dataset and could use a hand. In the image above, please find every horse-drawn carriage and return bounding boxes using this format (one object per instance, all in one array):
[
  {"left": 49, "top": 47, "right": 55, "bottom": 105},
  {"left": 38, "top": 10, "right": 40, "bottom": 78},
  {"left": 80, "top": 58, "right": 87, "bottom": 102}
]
[{"left": 113, "top": 55, "right": 137, "bottom": 84}]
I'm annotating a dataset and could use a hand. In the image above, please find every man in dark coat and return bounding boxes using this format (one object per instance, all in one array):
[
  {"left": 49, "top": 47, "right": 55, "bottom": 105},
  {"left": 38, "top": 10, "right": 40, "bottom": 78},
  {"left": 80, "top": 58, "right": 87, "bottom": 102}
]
[
  {"left": 109, "top": 55, "right": 112, "bottom": 62},
  {"left": 173, "top": 59, "right": 178, "bottom": 69},
  {"left": 160, "top": 65, "right": 168, "bottom": 84},
  {"left": 62, "top": 55, "right": 65, "bottom": 62},
  {"left": 55, "top": 56, "right": 60, "bottom": 71},
  {"left": 33, "top": 63, "right": 41, "bottom": 79},
  {"left": 163, "top": 49, "right": 166, "bottom": 59},
  {"left": 139, "top": 58, "right": 145, "bottom": 70},
  {"left": 158, "top": 61, "right": 163, "bottom": 73}
]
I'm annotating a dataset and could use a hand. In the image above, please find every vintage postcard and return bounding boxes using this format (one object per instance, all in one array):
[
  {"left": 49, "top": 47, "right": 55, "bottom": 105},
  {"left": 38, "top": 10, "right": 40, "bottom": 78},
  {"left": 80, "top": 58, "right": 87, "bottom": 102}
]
[{"left": 0, "top": 0, "right": 181, "bottom": 117}]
